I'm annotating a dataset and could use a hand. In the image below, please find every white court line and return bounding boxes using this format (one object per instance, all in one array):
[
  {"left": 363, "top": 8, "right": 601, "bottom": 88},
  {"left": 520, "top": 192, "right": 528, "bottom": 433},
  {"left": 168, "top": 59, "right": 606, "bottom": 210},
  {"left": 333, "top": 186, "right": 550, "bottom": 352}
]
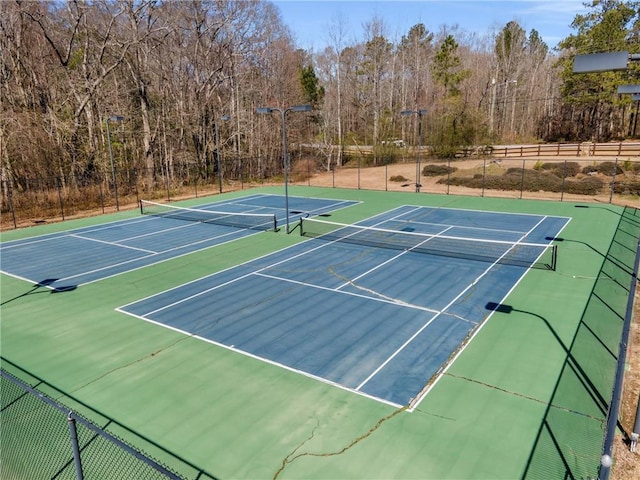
[
  {"left": 115, "top": 308, "right": 403, "bottom": 409},
  {"left": 253, "top": 271, "right": 440, "bottom": 314},
  {"left": 136, "top": 232, "right": 339, "bottom": 316},
  {"left": 55, "top": 228, "right": 246, "bottom": 284},
  {"left": 69, "top": 234, "right": 158, "bottom": 254},
  {"left": 335, "top": 226, "right": 455, "bottom": 291},
  {"left": 130, "top": 205, "right": 432, "bottom": 316},
  {"left": 385, "top": 218, "right": 528, "bottom": 236},
  {"left": 354, "top": 215, "right": 550, "bottom": 393},
  {"left": 117, "top": 204, "right": 566, "bottom": 409},
  {"left": 409, "top": 215, "right": 572, "bottom": 411}
]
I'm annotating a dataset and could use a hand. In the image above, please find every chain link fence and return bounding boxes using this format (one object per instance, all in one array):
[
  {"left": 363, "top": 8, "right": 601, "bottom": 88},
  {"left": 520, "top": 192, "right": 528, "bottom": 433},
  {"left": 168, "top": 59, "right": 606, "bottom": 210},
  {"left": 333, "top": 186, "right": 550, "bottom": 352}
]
[
  {"left": 0, "top": 157, "right": 267, "bottom": 229},
  {"left": 521, "top": 207, "right": 640, "bottom": 480},
  {"left": 0, "top": 360, "right": 218, "bottom": 480},
  {"left": 2, "top": 146, "right": 639, "bottom": 230},
  {"left": 299, "top": 154, "right": 640, "bottom": 204}
]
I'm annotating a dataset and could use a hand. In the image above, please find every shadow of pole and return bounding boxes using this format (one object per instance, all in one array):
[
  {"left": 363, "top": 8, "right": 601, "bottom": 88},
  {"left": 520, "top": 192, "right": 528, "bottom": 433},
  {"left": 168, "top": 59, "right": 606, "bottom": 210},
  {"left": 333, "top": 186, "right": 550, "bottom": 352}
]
[
  {"left": 485, "top": 302, "right": 612, "bottom": 479},
  {"left": 1, "top": 279, "right": 77, "bottom": 306}
]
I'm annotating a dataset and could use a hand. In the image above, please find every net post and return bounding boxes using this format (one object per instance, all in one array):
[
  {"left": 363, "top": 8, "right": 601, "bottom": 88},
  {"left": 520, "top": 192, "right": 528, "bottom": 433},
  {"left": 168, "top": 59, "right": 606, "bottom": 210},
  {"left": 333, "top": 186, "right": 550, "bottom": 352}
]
[
  {"left": 552, "top": 244, "right": 558, "bottom": 271},
  {"left": 139, "top": 199, "right": 143, "bottom": 215}
]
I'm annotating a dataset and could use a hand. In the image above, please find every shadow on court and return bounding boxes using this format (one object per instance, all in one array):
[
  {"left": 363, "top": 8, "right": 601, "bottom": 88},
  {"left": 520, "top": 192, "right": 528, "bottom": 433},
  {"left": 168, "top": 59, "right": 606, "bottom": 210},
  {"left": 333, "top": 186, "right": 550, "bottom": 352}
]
[
  {"left": 0, "top": 278, "right": 77, "bottom": 306},
  {"left": 515, "top": 206, "right": 639, "bottom": 479}
]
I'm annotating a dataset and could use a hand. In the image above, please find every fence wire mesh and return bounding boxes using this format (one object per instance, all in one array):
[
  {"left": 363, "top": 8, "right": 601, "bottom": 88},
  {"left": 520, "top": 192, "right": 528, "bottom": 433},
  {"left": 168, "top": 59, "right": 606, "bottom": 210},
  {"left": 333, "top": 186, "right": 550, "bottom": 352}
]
[
  {"left": 522, "top": 207, "right": 640, "bottom": 480},
  {"left": 0, "top": 362, "right": 218, "bottom": 480},
  {"left": 2, "top": 148, "right": 638, "bottom": 230}
]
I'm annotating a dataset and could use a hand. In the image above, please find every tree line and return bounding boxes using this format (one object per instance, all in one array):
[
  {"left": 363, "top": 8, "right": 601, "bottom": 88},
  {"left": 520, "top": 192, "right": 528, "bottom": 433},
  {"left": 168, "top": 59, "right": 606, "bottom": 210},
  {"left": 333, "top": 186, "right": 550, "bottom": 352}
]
[{"left": 1, "top": 0, "right": 639, "bottom": 188}]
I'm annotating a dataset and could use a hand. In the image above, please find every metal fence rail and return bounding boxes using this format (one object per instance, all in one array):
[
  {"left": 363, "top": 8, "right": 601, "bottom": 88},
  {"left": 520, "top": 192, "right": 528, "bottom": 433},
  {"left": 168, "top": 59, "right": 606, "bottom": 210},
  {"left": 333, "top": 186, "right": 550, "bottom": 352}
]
[{"left": 0, "top": 359, "right": 218, "bottom": 480}]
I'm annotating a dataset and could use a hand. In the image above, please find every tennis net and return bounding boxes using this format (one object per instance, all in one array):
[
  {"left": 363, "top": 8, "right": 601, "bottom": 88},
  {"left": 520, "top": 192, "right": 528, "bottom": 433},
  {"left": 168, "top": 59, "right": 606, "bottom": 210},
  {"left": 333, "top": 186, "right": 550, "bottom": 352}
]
[
  {"left": 299, "top": 217, "right": 557, "bottom": 270},
  {"left": 140, "top": 199, "right": 277, "bottom": 231}
]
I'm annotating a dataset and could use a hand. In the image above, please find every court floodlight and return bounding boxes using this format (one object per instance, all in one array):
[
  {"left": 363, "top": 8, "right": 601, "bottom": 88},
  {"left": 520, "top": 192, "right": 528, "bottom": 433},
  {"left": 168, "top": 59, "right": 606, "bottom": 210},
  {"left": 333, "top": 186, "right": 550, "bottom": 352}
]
[
  {"left": 618, "top": 85, "right": 640, "bottom": 95},
  {"left": 256, "top": 104, "right": 313, "bottom": 233},
  {"left": 573, "top": 51, "right": 629, "bottom": 73}
]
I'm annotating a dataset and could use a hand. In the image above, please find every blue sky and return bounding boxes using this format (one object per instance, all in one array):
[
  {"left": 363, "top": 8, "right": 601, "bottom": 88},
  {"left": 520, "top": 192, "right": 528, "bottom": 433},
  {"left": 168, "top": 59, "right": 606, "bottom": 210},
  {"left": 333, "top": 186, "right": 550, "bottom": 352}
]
[{"left": 273, "top": 0, "right": 589, "bottom": 51}]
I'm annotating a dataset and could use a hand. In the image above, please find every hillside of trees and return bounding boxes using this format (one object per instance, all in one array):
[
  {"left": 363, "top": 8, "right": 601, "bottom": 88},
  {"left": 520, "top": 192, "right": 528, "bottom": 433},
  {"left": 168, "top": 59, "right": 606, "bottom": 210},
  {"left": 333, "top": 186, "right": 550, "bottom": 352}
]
[{"left": 1, "top": 0, "right": 639, "bottom": 188}]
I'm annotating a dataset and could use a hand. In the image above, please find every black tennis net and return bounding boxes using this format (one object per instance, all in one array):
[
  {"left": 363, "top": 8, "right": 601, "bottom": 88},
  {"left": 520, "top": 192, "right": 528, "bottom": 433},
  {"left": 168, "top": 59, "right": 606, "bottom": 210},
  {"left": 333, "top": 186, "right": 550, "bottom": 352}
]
[
  {"left": 140, "top": 199, "right": 277, "bottom": 231},
  {"left": 300, "top": 217, "right": 557, "bottom": 270}
]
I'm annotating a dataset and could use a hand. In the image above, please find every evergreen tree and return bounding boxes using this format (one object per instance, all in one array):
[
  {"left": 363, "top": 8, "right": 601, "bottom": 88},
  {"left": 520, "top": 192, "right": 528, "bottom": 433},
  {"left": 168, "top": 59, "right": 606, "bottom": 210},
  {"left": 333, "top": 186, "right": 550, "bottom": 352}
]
[{"left": 299, "top": 64, "right": 324, "bottom": 105}]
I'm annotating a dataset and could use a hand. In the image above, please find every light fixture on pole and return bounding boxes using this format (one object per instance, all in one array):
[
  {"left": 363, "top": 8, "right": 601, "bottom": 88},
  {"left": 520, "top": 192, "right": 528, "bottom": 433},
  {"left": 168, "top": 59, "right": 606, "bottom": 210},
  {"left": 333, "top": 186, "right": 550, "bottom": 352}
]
[
  {"left": 256, "top": 104, "right": 312, "bottom": 233},
  {"left": 401, "top": 109, "right": 427, "bottom": 192},
  {"left": 214, "top": 115, "right": 231, "bottom": 194},
  {"left": 106, "top": 115, "right": 124, "bottom": 211}
]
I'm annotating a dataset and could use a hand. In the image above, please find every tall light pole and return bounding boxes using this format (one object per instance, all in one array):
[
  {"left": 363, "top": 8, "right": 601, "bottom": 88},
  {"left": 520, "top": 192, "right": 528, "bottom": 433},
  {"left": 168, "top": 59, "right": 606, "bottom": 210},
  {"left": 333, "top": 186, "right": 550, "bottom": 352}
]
[
  {"left": 214, "top": 115, "right": 231, "bottom": 194},
  {"left": 106, "top": 115, "right": 124, "bottom": 211},
  {"left": 401, "top": 109, "right": 427, "bottom": 193},
  {"left": 256, "top": 104, "right": 312, "bottom": 233}
]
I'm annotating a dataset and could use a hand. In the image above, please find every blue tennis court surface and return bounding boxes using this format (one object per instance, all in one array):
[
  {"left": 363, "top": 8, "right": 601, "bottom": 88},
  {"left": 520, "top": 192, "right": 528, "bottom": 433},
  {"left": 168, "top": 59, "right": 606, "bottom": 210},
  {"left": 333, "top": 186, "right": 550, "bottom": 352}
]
[
  {"left": 120, "top": 205, "right": 570, "bottom": 407},
  {"left": 0, "top": 194, "right": 357, "bottom": 289}
]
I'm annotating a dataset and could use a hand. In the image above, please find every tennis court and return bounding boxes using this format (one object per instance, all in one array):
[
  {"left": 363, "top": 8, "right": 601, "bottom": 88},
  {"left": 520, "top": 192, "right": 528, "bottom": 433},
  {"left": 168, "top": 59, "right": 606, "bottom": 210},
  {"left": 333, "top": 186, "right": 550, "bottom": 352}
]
[
  {"left": 1, "top": 186, "right": 638, "bottom": 480},
  {"left": 120, "top": 205, "right": 568, "bottom": 407},
  {"left": 0, "top": 193, "right": 357, "bottom": 289}
]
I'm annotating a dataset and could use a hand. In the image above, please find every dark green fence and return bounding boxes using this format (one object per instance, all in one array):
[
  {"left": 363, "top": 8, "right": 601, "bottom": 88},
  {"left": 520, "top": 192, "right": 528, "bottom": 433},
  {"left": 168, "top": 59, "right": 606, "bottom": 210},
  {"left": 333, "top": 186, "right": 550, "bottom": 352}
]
[
  {"left": 522, "top": 206, "right": 640, "bottom": 480},
  {"left": 0, "top": 359, "right": 218, "bottom": 480}
]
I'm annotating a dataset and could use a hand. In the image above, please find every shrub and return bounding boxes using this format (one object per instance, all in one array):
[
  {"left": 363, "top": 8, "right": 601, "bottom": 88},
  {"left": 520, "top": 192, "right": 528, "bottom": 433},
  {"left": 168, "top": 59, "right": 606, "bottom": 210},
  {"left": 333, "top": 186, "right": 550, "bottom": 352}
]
[
  {"left": 540, "top": 162, "right": 581, "bottom": 177},
  {"left": 613, "top": 180, "right": 640, "bottom": 196},
  {"left": 422, "top": 164, "right": 458, "bottom": 176},
  {"left": 622, "top": 160, "right": 640, "bottom": 173},
  {"left": 565, "top": 177, "right": 604, "bottom": 195},
  {"left": 582, "top": 162, "right": 623, "bottom": 176},
  {"left": 438, "top": 168, "right": 604, "bottom": 195},
  {"left": 389, "top": 175, "right": 409, "bottom": 182},
  {"left": 598, "top": 161, "right": 624, "bottom": 176}
]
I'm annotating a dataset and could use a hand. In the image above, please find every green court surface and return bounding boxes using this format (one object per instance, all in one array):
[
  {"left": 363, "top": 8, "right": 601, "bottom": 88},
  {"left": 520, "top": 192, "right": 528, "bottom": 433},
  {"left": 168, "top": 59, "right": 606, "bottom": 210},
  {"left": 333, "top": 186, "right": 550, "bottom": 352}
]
[{"left": 1, "top": 186, "right": 638, "bottom": 480}]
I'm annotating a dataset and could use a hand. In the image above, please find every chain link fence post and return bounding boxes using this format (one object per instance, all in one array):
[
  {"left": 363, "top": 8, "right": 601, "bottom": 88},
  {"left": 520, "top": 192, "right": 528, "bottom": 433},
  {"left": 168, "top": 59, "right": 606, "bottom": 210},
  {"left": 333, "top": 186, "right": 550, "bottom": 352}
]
[{"left": 67, "top": 411, "right": 85, "bottom": 480}]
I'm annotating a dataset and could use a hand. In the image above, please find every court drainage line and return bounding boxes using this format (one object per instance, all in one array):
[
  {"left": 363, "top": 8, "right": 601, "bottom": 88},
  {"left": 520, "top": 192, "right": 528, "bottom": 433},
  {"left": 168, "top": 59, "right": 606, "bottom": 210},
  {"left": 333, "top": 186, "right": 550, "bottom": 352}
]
[
  {"left": 443, "top": 373, "right": 606, "bottom": 421},
  {"left": 63, "top": 336, "right": 191, "bottom": 396},
  {"left": 272, "top": 406, "right": 407, "bottom": 480}
]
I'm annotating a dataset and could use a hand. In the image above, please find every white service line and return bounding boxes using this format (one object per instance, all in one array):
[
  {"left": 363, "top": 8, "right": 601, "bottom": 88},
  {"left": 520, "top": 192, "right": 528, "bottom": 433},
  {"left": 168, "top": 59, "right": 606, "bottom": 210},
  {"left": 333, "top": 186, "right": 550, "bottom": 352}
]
[{"left": 69, "top": 234, "right": 158, "bottom": 254}]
